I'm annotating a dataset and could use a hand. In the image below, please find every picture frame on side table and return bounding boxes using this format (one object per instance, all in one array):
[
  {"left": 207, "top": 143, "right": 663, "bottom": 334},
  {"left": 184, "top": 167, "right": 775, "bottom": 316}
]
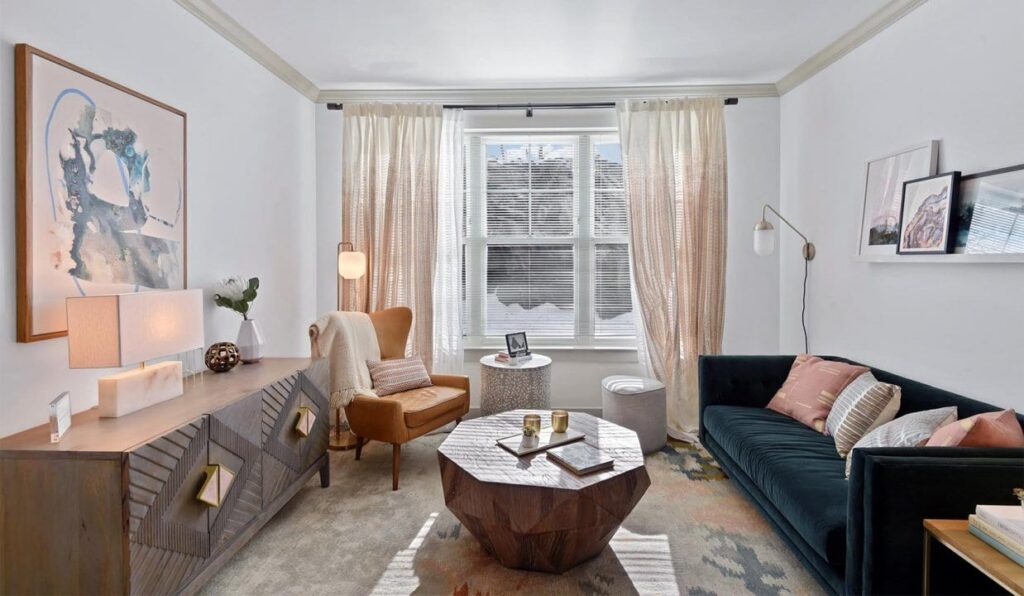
[
  {"left": 955, "top": 164, "right": 1024, "bottom": 255},
  {"left": 858, "top": 141, "right": 939, "bottom": 259},
  {"left": 505, "top": 332, "right": 530, "bottom": 358},
  {"left": 897, "top": 171, "right": 961, "bottom": 255},
  {"left": 15, "top": 44, "right": 187, "bottom": 343}
]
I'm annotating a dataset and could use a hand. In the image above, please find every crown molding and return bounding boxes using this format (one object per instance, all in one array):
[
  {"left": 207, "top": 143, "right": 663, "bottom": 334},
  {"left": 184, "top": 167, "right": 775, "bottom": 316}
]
[
  {"left": 176, "top": 0, "right": 926, "bottom": 104},
  {"left": 776, "top": 0, "right": 928, "bottom": 95},
  {"left": 174, "top": 0, "right": 319, "bottom": 101},
  {"left": 316, "top": 83, "right": 779, "bottom": 104}
]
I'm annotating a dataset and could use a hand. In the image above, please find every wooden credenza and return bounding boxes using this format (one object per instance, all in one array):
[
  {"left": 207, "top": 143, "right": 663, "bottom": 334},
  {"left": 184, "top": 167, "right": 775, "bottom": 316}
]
[{"left": 0, "top": 358, "right": 331, "bottom": 595}]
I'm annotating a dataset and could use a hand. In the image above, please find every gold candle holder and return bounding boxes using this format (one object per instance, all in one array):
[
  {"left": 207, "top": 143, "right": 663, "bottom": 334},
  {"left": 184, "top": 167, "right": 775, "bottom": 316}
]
[
  {"left": 551, "top": 410, "right": 569, "bottom": 433},
  {"left": 523, "top": 414, "right": 542, "bottom": 437}
]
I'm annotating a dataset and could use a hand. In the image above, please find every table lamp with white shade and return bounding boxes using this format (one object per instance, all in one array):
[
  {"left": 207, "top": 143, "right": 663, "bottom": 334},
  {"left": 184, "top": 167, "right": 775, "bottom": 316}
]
[{"left": 66, "top": 289, "right": 205, "bottom": 418}]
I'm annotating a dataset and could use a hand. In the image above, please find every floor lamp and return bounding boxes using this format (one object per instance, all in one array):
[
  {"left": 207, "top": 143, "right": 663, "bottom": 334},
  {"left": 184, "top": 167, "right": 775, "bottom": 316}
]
[
  {"left": 329, "top": 241, "right": 367, "bottom": 451},
  {"left": 754, "top": 204, "right": 815, "bottom": 353}
]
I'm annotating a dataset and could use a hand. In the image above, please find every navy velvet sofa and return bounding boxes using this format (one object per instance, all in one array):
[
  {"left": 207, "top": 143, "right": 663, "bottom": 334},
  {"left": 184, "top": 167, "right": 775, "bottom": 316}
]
[{"left": 698, "top": 355, "right": 1024, "bottom": 595}]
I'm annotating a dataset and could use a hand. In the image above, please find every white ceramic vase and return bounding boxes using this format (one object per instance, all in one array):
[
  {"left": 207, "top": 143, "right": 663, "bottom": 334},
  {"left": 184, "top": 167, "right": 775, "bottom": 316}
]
[{"left": 236, "top": 318, "right": 265, "bottom": 363}]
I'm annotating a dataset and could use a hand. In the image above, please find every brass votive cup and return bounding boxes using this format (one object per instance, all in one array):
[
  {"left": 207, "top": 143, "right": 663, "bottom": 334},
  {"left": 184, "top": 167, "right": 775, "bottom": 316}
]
[
  {"left": 551, "top": 410, "right": 569, "bottom": 433},
  {"left": 523, "top": 414, "right": 542, "bottom": 437}
]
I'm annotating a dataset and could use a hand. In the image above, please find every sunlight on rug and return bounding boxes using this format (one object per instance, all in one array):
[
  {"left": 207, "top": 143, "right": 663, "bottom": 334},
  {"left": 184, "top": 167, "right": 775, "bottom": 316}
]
[{"left": 200, "top": 436, "right": 820, "bottom": 596}]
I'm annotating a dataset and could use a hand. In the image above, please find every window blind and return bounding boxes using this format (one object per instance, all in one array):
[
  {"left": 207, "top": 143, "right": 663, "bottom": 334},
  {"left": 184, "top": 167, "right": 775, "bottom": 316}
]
[{"left": 463, "top": 132, "right": 633, "bottom": 345}]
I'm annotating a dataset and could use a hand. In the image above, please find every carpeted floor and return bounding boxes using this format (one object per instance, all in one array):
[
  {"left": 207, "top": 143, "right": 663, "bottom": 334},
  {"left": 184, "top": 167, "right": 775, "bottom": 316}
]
[{"left": 201, "top": 435, "right": 820, "bottom": 596}]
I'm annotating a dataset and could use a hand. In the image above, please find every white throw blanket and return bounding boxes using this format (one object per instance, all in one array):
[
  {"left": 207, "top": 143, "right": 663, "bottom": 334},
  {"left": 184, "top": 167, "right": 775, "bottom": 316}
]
[{"left": 312, "top": 311, "right": 380, "bottom": 409}]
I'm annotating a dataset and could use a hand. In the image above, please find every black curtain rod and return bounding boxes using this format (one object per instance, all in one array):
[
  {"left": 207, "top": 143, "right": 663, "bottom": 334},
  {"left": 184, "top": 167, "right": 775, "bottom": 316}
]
[{"left": 325, "top": 98, "right": 738, "bottom": 111}]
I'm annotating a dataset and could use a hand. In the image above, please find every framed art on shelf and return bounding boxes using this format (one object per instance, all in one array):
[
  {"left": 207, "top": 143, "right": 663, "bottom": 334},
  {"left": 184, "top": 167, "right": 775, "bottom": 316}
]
[
  {"left": 897, "top": 171, "right": 961, "bottom": 255},
  {"left": 857, "top": 141, "right": 938, "bottom": 259},
  {"left": 15, "top": 44, "right": 187, "bottom": 342},
  {"left": 955, "top": 164, "right": 1024, "bottom": 255}
]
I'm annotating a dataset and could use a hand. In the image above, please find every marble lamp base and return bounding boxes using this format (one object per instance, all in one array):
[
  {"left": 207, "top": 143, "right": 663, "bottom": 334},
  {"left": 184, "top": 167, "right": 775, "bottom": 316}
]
[{"left": 97, "top": 360, "right": 184, "bottom": 418}]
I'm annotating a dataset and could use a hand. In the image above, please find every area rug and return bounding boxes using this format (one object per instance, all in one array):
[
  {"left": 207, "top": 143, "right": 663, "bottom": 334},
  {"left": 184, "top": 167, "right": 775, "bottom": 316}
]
[{"left": 201, "top": 436, "right": 820, "bottom": 595}]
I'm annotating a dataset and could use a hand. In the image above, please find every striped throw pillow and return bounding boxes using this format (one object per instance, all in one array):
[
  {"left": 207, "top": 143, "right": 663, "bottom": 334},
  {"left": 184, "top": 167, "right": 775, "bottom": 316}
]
[
  {"left": 845, "top": 406, "right": 957, "bottom": 477},
  {"left": 366, "top": 357, "right": 432, "bottom": 396},
  {"left": 825, "top": 372, "right": 901, "bottom": 457}
]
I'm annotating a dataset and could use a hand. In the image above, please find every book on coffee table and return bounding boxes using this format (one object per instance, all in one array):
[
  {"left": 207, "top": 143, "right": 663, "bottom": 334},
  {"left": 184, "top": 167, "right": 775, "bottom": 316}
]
[
  {"left": 546, "top": 442, "right": 614, "bottom": 475},
  {"left": 496, "top": 427, "right": 585, "bottom": 456}
]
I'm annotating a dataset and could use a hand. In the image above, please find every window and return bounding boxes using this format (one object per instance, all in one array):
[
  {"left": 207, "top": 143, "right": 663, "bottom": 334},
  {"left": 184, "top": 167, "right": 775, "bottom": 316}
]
[{"left": 462, "top": 133, "right": 634, "bottom": 346}]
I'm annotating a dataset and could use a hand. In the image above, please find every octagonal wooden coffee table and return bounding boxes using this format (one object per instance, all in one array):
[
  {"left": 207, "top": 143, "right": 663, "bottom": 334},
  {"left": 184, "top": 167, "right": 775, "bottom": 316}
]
[{"left": 437, "top": 409, "right": 650, "bottom": 573}]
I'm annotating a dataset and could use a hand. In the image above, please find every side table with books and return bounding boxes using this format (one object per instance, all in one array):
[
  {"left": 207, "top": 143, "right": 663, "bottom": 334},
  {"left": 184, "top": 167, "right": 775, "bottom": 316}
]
[
  {"left": 479, "top": 353, "right": 552, "bottom": 415},
  {"left": 923, "top": 508, "right": 1024, "bottom": 595}
]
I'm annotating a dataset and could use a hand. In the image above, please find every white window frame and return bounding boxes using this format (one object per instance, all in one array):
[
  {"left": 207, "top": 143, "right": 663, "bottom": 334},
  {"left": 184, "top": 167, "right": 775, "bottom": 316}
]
[{"left": 463, "top": 128, "right": 634, "bottom": 349}]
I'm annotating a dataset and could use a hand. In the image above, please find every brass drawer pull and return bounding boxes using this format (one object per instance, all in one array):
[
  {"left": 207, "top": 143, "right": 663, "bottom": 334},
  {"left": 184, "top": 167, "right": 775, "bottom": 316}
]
[
  {"left": 295, "top": 406, "right": 316, "bottom": 437},
  {"left": 197, "top": 464, "right": 235, "bottom": 507}
]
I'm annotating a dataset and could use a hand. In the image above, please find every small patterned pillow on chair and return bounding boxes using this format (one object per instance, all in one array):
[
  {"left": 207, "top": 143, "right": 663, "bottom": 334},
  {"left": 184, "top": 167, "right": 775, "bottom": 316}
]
[{"left": 367, "top": 356, "right": 433, "bottom": 396}]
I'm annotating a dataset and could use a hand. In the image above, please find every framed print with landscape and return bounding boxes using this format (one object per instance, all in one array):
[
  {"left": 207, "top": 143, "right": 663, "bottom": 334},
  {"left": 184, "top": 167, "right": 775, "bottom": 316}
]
[
  {"left": 858, "top": 141, "right": 938, "bottom": 258},
  {"left": 16, "top": 44, "right": 187, "bottom": 342},
  {"left": 897, "top": 171, "right": 960, "bottom": 255},
  {"left": 954, "top": 164, "right": 1024, "bottom": 255}
]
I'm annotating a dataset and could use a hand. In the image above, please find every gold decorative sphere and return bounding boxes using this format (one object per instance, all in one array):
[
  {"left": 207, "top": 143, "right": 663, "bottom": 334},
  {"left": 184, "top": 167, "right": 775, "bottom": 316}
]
[{"left": 205, "top": 342, "right": 241, "bottom": 373}]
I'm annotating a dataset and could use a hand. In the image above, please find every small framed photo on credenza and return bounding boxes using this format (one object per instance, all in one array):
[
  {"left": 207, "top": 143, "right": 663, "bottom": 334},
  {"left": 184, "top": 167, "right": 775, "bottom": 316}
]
[
  {"left": 49, "top": 391, "right": 72, "bottom": 443},
  {"left": 505, "top": 332, "right": 530, "bottom": 358},
  {"left": 897, "top": 171, "right": 961, "bottom": 255}
]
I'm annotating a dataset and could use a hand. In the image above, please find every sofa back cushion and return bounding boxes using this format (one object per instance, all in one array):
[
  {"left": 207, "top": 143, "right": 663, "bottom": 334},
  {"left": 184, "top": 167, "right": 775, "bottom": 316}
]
[{"left": 767, "top": 355, "right": 869, "bottom": 433}]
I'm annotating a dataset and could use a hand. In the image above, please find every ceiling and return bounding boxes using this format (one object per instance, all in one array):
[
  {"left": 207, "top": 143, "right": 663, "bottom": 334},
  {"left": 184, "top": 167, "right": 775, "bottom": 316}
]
[{"left": 210, "top": 0, "right": 891, "bottom": 91}]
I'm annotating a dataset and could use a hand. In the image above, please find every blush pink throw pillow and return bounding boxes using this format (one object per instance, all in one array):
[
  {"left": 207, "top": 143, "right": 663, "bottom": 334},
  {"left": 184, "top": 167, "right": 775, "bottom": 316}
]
[
  {"left": 925, "top": 409, "right": 1024, "bottom": 447},
  {"left": 766, "top": 354, "right": 869, "bottom": 433}
]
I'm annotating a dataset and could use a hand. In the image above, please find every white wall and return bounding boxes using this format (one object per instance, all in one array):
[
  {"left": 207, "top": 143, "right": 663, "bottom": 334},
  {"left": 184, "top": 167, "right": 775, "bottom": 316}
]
[
  {"left": 0, "top": 1, "right": 317, "bottom": 435},
  {"left": 314, "top": 99, "right": 781, "bottom": 409},
  {"left": 779, "top": 0, "right": 1024, "bottom": 408}
]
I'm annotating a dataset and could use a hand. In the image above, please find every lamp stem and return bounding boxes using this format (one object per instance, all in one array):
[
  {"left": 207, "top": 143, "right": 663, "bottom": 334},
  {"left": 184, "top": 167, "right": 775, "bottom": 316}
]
[{"left": 762, "top": 204, "right": 809, "bottom": 244}]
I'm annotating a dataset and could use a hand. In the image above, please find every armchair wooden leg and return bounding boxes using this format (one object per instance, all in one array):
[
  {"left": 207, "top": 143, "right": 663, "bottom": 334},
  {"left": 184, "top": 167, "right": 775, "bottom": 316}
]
[
  {"left": 455, "top": 417, "right": 462, "bottom": 425},
  {"left": 392, "top": 443, "right": 401, "bottom": 491},
  {"left": 355, "top": 435, "right": 364, "bottom": 461}
]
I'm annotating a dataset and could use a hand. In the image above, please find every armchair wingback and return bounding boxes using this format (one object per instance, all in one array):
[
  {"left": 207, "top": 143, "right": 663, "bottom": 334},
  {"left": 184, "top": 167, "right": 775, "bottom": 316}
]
[{"left": 309, "top": 307, "right": 470, "bottom": 490}]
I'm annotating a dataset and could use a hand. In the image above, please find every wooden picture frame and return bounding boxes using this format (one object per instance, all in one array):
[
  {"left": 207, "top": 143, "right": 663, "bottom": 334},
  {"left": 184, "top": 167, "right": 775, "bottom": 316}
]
[
  {"left": 16, "top": 44, "right": 187, "bottom": 342},
  {"left": 897, "top": 171, "right": 961, "bottom": 255}
]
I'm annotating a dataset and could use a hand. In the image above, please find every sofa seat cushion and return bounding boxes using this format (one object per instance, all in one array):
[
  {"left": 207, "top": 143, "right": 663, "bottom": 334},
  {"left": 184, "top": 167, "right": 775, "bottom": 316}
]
[
  {"left": 703, "top": 405, "right": 849, "bottom": 574},
  {"left": 390, "top": 386, "right": 467, "bottom": 428}
]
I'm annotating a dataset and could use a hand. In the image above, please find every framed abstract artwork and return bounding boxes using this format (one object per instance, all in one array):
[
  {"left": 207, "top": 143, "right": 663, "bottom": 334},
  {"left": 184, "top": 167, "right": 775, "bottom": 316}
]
[
  {"left": 857, "top": 141, "right": 938, "bottom": 258},
  {"left": 954, "top": 164, "right": 1024, "bottom": 254},
  {"left": 897, "top": 171, "right": 960, "bottom": 255},
  {"left": 16, "top": 45, "right": 187, "bottom": 342}
]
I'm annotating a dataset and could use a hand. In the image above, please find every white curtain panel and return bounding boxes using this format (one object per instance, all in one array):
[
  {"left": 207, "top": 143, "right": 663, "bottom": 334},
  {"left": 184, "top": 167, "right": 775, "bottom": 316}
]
[
  {"left": 432, "top": 108, "right": 465, "bottom": 374},
  {"left": 617, "top": 97, "right": 728, "bottom": 440},
  {"left": 341, "top": 103, "right": 443, "bottom": 369}
]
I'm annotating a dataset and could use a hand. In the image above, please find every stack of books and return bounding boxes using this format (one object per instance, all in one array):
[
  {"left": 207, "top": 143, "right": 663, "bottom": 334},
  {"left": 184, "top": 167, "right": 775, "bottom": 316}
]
[
  {"left": 495, "top": 351, "right": 532, "bottom": 365},
  {"left": 968, "top": 504, "right": 1024, "bottom": 567}
]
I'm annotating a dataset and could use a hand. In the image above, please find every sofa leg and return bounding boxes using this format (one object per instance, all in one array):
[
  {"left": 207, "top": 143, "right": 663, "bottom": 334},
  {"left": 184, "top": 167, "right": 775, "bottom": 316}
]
[
  {"left": 455, "top": 417, "right": 462, "bottom": 425},
  {"left": 392, "top": 443, "right": 401, "bottom": 491},
  {"left": 355, "top": 435, "right": 364, "bottom": 461}
]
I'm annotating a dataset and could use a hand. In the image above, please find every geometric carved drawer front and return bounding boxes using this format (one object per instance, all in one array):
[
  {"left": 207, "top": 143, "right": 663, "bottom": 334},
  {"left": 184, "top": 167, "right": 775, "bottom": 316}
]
[
  {"left": 208, "top": 392, "right": 263, "bottom": 553},
  {"left": 127, "top": 417, "right": 211, "bottom": 595},
  {"left": 261, "top": 371, "right": 329, "bottom": 505}
]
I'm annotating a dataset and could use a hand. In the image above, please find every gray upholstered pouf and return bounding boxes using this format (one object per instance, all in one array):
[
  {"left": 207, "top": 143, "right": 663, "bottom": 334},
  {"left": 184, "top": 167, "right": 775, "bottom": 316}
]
[{"left": 601, "top": 375, "right": 667, "bottom": 454}]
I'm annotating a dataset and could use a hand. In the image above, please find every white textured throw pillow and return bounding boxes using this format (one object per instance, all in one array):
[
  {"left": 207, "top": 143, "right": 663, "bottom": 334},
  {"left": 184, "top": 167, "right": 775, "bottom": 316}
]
[
  {"left": 845, "top": 406, "right": 957, "bottom": 477},
  {"left": 825, "top": 372, "right": 902, "bottom": 457}
]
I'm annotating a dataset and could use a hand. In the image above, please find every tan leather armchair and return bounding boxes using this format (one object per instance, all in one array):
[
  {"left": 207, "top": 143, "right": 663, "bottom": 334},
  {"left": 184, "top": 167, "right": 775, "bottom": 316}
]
[{"left": 309, "top": 307, "right": 469, "bottom": 490}]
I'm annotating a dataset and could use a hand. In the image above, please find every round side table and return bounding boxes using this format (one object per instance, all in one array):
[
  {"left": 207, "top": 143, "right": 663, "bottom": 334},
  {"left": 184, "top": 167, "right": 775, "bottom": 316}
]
[{"left": 479, "top": 354, "right": 552, "bottom": 416}]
